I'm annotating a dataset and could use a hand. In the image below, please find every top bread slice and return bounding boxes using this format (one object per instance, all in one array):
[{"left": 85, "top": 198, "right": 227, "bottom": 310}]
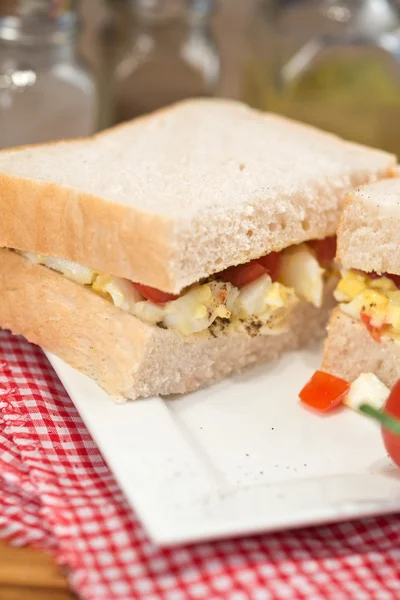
[
  {"left": 337, "top": 177, "right": 400, "bottom": 275},
  {"left": 0, "top": 98, "right": 395, "bottom": 293}
]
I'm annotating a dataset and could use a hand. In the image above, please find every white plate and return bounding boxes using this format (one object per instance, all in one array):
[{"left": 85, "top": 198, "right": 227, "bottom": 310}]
[{"left": 46, "top": 343, "right": 400, "bottom": 547}]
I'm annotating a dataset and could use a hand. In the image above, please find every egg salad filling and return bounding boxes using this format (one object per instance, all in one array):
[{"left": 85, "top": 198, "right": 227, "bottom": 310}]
[
  {"left": 335, "top": 269, "right": 400, "bottom": 343},
  {"left": 18, "top": 241, "right": 331, "bottom": 338}
]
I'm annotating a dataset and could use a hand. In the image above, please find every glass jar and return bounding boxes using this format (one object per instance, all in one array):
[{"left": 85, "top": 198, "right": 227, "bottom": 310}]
[
  {"left": 243, "top": 0, "right": 400, "bottom": 156},
  {"left": 0, "top": 0, "right": 97, "bottom": 150},
  {"left": 104, "top": 0, "right": 220, "bottom": 123}
]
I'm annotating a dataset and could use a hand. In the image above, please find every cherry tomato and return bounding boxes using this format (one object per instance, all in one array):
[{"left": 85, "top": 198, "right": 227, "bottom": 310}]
[
  {"left": 219, "top": 260, "right": 267, "bottom": 288},
  {"left": 134, "top": 283, "right": 179, "bottom": 305},
  {"left": 382, "top": 379, "right": 400, "bottom": 467},
  {"left": 360, "top": 313, "right": 382, "bottom": 343},
  {"left": 257, "top": 251, "right": 281, "bottom": 282},
  {"left": 299, "top": 370, "right": 350, "bottom": 413},
  {"left": 308, "top": 236, "right": 337, "bottom": 265}
]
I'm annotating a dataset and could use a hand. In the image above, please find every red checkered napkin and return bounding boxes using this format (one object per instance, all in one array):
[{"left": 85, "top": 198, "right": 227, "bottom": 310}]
[{"left": 1, "top": 329, "right": 400, "bottom": 600}]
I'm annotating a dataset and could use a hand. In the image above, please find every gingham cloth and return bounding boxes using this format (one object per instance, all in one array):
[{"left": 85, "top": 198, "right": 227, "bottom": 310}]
[{"left": 1, "top": 330, "right": 400, "bottom": 600}]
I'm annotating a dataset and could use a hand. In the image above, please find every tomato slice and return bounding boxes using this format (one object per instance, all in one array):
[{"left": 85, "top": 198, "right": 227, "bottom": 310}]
[
  {"left": 219, "top": 260, "right": 267, "bottom": 288},
  {"left": 134, "top": 283, "right": 179, "bottom": 305},
  {"left": 308, "top": 236, "right": 337, "bottom": 265},
  {"left": 299, "top": 370, "right": 350, "bottom": 413},
  {"left": 382, "top": 379, "right": 400, "bottom": 467},
  {"left": 361, "top": 313, "right": 382, "bottom": 343},
  {"left": 257, "top": 251, "right": 281, "bottom": 282}
]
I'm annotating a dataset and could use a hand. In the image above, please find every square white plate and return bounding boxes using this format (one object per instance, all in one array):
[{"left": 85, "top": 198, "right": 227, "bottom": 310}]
[{"left": 47, "top": 343, "right": 400, "bottom": 547}]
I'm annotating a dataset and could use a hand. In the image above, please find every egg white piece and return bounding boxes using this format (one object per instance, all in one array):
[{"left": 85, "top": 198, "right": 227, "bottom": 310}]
[
  {"left": 23, "top": 252, "right": 96, "bottom": 285},
  {"left": 344, "top": 373, "right": 390, "bottom": 412},
  {"left": 95, "top": 275, "right": 143, "bottom": 313},
  {"left": 339, "top": 297, "right": 363, "bottom": 321},
  {"left": 279, "top": 243, "right": 325, "bottom": 308},
  {"left": 163, "top": 282, "right": 235, "bottom": 336},
  {"left": 234, "top": 274, "right": 273, "bottom": 317},
  {"left": 133, "top": 301, "right": 165, "bottom": 325}
]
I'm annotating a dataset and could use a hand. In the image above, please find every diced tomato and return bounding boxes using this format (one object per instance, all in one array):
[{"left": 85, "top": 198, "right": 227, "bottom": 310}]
[
  {"left": 382, "top": 379, "right": 400, "bottom": 467},
  {"left": 361, "top": 313, "right": 382, "bottom": 343},
  {"left": 257, "top": 251, "right": 281, "bottom": 282},
  {"left": 219, "top": 260, "right": 267, "bottom": 288},
  {"left": 299, "top": 370, "right": 350, "bottom": 413},
  {"left": 134, "top": 283, "right": 179, "bottom": 305},
  {"left": 308, "top": 236, "right": 337, "bottom": 265}
]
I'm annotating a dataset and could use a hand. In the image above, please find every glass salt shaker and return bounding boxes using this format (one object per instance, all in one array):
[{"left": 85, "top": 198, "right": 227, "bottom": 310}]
[
  {"left": 0, "top": 0, "right": 97, "bottom": 150},
  {"left": 243, "top": 0, "right": 400, "bottom": 156},
  {"left": 107, "top": 0, "right": 220, "bottom": 123}
]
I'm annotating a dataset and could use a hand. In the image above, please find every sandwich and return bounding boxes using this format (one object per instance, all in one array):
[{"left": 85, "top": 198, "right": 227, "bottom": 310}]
[
  {"left": 323, "top": 176, "right": 400, "bottom": 387},
  {"left": 0, "top": 99, "right": 395, "bottom": 400}
]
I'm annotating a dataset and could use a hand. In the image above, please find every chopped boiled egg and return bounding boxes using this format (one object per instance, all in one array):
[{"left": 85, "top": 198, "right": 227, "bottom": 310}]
[
  {"left": 18, "top": 249, "right": 306, "bottom": 338},
  {"left": 387, "top": 291, "right": 400, "bottom": 330},
  {"left": 92, "top": 275, "right": 143, "bottom": 313},
  {"left": 344, "top": 373, "right": 390, "bottom": 411},
  {"left": 278, "top": 243, "right": 325, "bottom": 308},
  {"left": 133, "top": 300, "right": 165, "bottom": 325},
  {"left": 232, "top": 274, "right": 297, "bottom": 320},
  {"left": 336, "top": 270, "right": 400, "bottom": 339},
  {"left": 162, "top": 281, "right": 237, "bottom": 336},
  {"left": 266, "top": 282, "right": 296, "bottom": 310},
  {"left": 233, "top": 274, "right": 273, "bottom": 317},
  {"left": 334, "top": 269, "right": 367, "bottom": 301},
  {"left": 22, "top": 252, "right": 96, "bottom": 285}
]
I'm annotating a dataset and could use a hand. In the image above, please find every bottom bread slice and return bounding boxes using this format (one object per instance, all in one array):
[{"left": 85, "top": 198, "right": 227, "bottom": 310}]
[
  {"left": 0, "top": 249, "right": 333, "bottom": 401},
  {"left": 323, "top": 307, "right": 400, "bottom": 387}
]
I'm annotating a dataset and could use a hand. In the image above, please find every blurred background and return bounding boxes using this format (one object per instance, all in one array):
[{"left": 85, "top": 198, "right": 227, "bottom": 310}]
[{"left": 1, "top": 0, "right": 400, "bottom": 154}]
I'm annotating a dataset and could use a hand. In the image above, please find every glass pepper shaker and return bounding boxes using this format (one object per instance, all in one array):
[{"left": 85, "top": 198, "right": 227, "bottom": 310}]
[
  {"left": 243, "top": 0, "right": 400, "bottom": 156},
  {"left": 0, "top": 0, "right": 97, "bottom": 150},
  {"left": 105, "top": 0, "right": 220, "bottom": 123}
]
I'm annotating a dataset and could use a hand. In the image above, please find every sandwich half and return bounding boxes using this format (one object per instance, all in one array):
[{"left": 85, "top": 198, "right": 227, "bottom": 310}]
[
  {"left": 0, "top": 99, "right": 396, "bottom": 400},
  {"left": 323, "top": 177, "right": 400, "bottom": 386}
]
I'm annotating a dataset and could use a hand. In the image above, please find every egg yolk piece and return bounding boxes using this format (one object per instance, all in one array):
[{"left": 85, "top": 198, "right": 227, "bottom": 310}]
[{"left": 335, "top": 269, "right": 400, "bottom": 342}]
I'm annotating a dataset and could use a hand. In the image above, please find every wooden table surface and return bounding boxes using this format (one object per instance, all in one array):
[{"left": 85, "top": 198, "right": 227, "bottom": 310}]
[{"left": 0, "top": 541, "right": 75, "bottom": 600}]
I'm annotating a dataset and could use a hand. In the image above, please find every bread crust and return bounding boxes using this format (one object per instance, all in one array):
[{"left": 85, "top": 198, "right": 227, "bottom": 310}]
[
  {"left": 322, "top": 307, "right": 400, "bottom": 387},
  {"left": 0, "top": 173, "right": 175, "bottom": 290},
  {"left": 0, "top": 249, "right": 334, "bottom": 401},
  {"left": 337, "top": 176, "right": 400, "bottom": 275},
  {"left": 0, "top": 99, "right": 395, "bottom": 293}
]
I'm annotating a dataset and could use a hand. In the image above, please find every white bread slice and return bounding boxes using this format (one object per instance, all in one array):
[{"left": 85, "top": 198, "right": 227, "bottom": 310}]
[
  {"left": 0, "top": 99, "right": 395, "bottom": 293},
  {"left": 322, "top": 307, "right": 400, "bottom": 387},
  {"left": 0, "top": 249, "right": 335, "bottom": 401},
  {"left": 337, "top": 177, "right": 400, "bottom": 275}
]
